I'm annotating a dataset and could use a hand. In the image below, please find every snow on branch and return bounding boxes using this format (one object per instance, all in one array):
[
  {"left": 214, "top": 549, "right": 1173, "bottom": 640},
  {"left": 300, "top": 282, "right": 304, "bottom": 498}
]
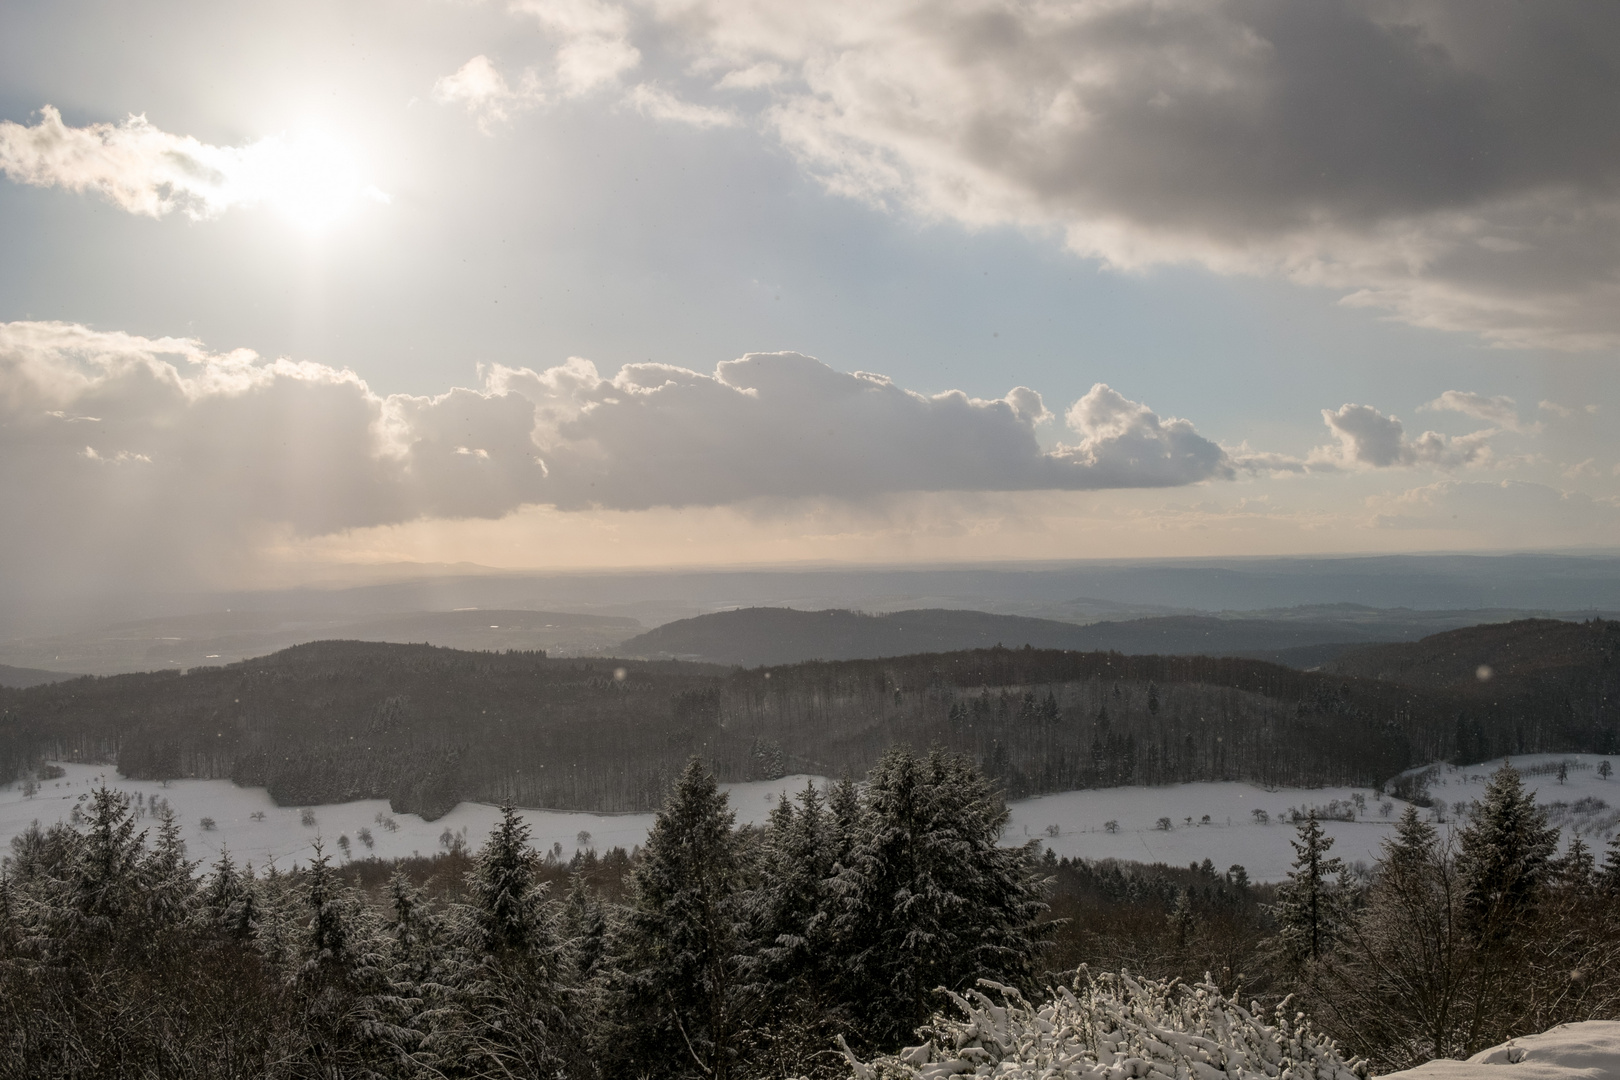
[{"left": 841, "top": 971, "right": 1367, "bottom": 1080}]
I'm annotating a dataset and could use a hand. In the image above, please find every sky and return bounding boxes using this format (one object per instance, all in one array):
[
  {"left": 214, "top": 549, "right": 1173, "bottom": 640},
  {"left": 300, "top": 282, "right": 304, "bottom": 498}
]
[{"left": 2, "top": 0, "right": 1618, "bottom": 606}]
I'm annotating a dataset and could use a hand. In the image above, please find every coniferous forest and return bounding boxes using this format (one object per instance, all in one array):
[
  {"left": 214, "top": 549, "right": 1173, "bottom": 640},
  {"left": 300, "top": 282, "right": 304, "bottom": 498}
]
[{"left": 4, "top": 750, "right": 1619, "bottom": 1079}]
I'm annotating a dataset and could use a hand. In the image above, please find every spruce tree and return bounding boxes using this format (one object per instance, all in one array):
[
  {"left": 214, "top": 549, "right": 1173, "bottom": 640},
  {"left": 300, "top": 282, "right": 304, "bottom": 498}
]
[
  {"left": 1456, "top": 762, "right": 1558, "bottom": 946},
  {"left": 468, "top": 804, "right": 546, "bottom": 957},
  {"left": 1600, "top": 833, "right": 1620, "bottom": 896},
  {"left": 1273, "top": 810, "right": 1346, "bottom": 965},
  {"left": 606, "top": 758, "right": 754, "bottom": 1080},
  {"left": 455, "top": 805, "right": 575, "bottom": 1080},
  {"left": 66, "top": 786, "right": 148, "bottom": 940},
  {"left": 831, "top": 746, "right": 1047, "bottom": 1050},
  {"left": 753, "top": 781, "right": 850, "bottom": 1074},
  {"left": 1553, "top": 835, "right": 1595, "bottom": 891}
]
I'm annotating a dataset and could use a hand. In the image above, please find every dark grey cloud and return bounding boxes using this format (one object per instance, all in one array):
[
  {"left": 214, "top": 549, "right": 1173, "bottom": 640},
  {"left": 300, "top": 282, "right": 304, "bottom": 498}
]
[{"left": 455, "top": 0, "right": 1620, "bottom": 348}]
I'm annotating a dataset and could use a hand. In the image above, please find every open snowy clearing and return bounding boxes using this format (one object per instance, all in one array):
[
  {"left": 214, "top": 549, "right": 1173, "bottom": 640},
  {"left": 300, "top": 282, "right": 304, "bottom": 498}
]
[
  {"left": 1379, "top": 1021, "right": 1620, "bottom": 1079},
  {"left": 1008, "top": 753, "right": 1618, "bottom": 881},
  {"left": 0, "top": 763, "right": 807, "bottom": 873},
  {"left": 2, "top": 754, "right": 1612, "bottom": 880}
]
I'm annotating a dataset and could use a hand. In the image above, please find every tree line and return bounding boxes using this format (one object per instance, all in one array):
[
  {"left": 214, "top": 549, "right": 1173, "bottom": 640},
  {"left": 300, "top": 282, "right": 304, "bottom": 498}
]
[
  {"left": 0, "top": 746, "right": 1047, "bottom": 1080},
  {"left": 1034, "top": 762, "right": 1620, "bottom": 1075},
  {"left": 5, "top": 746, "right": 1618, "bottom": 1078}
]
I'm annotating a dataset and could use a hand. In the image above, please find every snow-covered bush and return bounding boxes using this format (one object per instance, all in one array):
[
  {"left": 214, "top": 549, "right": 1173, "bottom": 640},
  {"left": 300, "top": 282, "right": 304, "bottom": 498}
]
[{"left": 841, "top": 972, "right": 1367, "bottom": 1080}]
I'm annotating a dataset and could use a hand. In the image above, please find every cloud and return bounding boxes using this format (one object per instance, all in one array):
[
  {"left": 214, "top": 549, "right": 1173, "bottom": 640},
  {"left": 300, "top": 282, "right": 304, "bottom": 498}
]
[
  {"left": 1056, "top": 384, "right": 1231, "bottom": 489},
  {"left": 0, "top": 105, "right": 383, "bottom": 223},
  {"left": 1538, "top": 400, "right": 1600, "bottom": 420},
  {"left": 489, "top": 353, "right": 1230, "bottom": 508},
  {"left": 1367, "top": 479, "right": 1620, "bottom": 538},
  {"left": 433, "top": 56, "right": 545, "bottom": 130},
  {"left": 0, "top": 322, "right": 1233, "bottom": 589},
  {"left": 1312, "top": 403, "right": 1494, "bottom": 470},
  {"left": 507, "top": 0, "right": 641, "bottom": 95},
  {"left": 626, "top": 84, "right": 738, "bottom": 128},
  {"left": 1419, "top": 390, "right": 1526, "bottom": 431},
  {"left": 456, "top": 0, "right": 1620, "bottom": 349}
]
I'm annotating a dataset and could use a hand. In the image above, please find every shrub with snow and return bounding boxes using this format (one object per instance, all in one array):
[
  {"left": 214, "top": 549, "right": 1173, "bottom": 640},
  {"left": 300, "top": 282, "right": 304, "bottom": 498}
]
[{"left": 842, "top": 972, "right": 1367, "bottom": 1080}]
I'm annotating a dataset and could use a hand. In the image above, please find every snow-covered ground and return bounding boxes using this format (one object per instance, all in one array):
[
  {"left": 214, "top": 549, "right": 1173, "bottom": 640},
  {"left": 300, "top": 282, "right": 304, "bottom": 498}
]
[
  {"left": 1006, "top": 782, "right": 1410, "bottom": 881},
  {"left": 1009, "top": 753, "right": 1619, "bottom": 881},
  {"left": 2, "top": 753, "right": 1613, "bottom": 880},
  {"left": 1379, "top": 1021, "right": 1620, "bottom": 1079},
  {"left": 0, "top": 763, "right": 819, "bottom": 873}
]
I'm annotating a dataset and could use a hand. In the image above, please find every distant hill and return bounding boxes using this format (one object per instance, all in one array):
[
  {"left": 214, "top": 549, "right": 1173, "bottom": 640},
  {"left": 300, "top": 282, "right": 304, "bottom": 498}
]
[
  {"left": 1327, "top": 618, "right": 1619, "bottom": 689},
  {"left": 1327, "top": 619, "right": 1620, "bottom": 764},
  {"left": 0, "top": 608, "right": 641, "bottom": 676},
  {"left": 0, "top": 663, "right": 83, "bottom": 689},
  {"left": 616, "top": 606, "right": 1523, "bottom": 668}
]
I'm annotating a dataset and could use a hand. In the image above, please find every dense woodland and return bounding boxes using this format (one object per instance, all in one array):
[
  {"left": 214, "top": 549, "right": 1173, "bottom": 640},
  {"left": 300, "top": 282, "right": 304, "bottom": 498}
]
[
  {"left": 1, "top": 619, "right": 1616, "bottom": 818},
  {"left": 3, "top": 752, "right": 1617, "bottom": 1079}
]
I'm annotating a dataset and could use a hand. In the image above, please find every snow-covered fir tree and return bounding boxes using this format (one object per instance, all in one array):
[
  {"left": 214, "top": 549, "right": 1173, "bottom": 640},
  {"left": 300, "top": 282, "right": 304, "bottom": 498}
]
[
  {"left": 1456, "top": 761, "right": 1559, "bottom": 946},
  {"left": 1272, "top": 809, "right": 1347, "bottom": 966},
  {"left": 831, "top": 746, "right": 1048, "bottom": 1050},
  {"left": 452, "top": 804, "right": 579, "bottom": 1080},
  {"left": 605, "top": 758, "right": 756, "bottom": 1080}
]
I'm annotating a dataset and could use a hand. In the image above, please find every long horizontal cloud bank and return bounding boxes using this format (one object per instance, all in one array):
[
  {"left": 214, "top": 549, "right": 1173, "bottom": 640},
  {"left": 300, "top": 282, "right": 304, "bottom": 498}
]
[
  {"left": 449, "top": 0, "right": 1620, "bottom": 350},
  {"left": 0, "top": 321, "right": 1232, "bottom": 584}
]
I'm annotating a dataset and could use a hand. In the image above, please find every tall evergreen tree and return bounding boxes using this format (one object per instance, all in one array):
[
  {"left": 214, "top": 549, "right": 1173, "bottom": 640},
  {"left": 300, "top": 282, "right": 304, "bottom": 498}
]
[
  {"left": 454, "top": 805, "right": 576, "bottom": 1080},
  {"left": 831, "top": 746, "right": 1047, "bottom": 1049},
  {"left": 1600, "top": 832, "right": 1620, "bottom": 896},
  {"left": 1456, "top": 762, "right": 1559, "bottom": 946},
  {"left": 1273, "top": 810, "right": 1346, "bottom": 966},
  {"left": 753, "top": 781, "right": 851, "bottom": 1076},
  {"left": 606, "top": 758, "right": 755, "bottom": 1080}
]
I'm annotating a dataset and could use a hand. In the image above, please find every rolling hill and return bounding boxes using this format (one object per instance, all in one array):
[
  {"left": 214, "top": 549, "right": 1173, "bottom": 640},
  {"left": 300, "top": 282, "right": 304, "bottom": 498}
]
[
  {"left": 0, "top": 608, "right": 642, "bottom": 676},
  {"left": 4, "top": 618, "right": 1614, "bottom": 818},
  {"left": 0, "top": 663, "right": 82, "bottom": 689},
  {"left": 614, "top": 605, "right": 1551, "bottom": 668}
]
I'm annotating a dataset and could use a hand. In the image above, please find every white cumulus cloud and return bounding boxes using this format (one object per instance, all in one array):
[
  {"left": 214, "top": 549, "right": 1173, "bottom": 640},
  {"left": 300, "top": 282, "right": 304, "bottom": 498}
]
[
  {"left": 0, "top": 105, "right": 384, "bottom": 224},
  {"left": 0, "top": 323, "right": 1236, "bottom": 589},
  {"left": 1312, "top": 403, "right": 1495, "bottom": 471}
]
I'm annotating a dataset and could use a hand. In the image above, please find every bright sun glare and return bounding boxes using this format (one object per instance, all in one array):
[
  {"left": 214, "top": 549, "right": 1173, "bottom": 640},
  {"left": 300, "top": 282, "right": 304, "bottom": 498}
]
[{"left": 240, "top": 131, "right": 384, "bottom": 233}]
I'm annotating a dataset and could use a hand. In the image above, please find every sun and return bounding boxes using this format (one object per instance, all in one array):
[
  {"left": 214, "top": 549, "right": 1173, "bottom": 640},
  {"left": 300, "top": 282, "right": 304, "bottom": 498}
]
[{"left": 239, "top": 131, "right": 383, "bottom": 234}]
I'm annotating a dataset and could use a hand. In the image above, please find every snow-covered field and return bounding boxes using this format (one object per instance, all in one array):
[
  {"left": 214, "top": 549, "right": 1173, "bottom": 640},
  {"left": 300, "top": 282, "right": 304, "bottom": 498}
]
[
  {"left": 1008, "top": 753, "right": 1618, "bottom": 881},
  {"left": 0, "top": 764, "right": 818, "bottom": 874},
  {"left": 2, "top": 753, "right": 1613, "bottom": 881}
]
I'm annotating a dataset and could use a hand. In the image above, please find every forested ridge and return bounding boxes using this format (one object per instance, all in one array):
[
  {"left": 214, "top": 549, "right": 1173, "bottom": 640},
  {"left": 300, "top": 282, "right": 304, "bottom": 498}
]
[{"left": 1, "top": 620, "right": 1615, "bottom": 819}]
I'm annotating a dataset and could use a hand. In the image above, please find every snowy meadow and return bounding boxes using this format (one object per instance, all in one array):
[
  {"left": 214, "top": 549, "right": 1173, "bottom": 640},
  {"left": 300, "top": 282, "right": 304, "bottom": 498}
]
[{"left": 5, "top": 753, "right": 1614, "bottom": 881}]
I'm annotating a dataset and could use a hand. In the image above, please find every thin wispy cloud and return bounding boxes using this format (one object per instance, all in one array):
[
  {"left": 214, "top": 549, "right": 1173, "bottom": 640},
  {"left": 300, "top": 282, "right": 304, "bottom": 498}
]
[
  {"left": 433, "top": 56, "right": 546, "bottom": 131},
  {"left": 1419, "top": 390, "right": 1529, "bottom": 432}
]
